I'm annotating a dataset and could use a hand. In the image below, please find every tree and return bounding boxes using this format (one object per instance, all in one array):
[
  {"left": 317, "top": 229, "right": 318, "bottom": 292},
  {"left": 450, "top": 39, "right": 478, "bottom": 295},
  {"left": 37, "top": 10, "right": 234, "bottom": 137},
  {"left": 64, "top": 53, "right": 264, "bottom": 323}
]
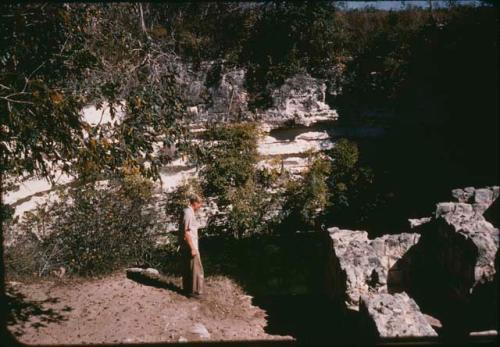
[
  {"left": 0, "top": 4, "right": 92, "bottom": 179},
  {"left": 1, "top": 3, "right": 189, "bottom": 183}
]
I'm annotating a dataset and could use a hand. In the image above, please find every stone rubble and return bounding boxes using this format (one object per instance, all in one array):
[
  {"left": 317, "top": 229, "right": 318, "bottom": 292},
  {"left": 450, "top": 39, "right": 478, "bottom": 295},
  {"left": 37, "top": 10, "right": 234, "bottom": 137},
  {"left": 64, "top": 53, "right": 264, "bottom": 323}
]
[
  {"left": 325, "top": 186, "right": 499, "bottom": 338},
  {"left": 403, "top": 187, "right": 499, "bottom": 332},
  {"left": 433, "top": 201, "right": 499, "bottom": 287}
]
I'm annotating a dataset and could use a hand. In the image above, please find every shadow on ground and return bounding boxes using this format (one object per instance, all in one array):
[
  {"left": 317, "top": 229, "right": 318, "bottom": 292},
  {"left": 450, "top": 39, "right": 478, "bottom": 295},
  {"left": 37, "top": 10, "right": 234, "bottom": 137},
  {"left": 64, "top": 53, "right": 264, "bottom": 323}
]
[
  {"left": 125, "top": 270, "right": 186, "bottom": 297},
  {"left": 252, "top": 294, "right": 361, "bottom": 344},
  {"left": 5, "top": 287, "right": 71, "bottom": 337},
  {"left": 195, "top": 232, "right": 361, "bottom": 343}
]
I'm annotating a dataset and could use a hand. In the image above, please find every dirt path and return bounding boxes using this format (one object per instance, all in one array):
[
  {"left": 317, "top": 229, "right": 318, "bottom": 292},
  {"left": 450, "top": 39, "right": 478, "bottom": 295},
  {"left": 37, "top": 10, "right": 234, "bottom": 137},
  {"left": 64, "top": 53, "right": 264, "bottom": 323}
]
[{"left": 6, "top": 272, "right": 293, "bottom": 344}]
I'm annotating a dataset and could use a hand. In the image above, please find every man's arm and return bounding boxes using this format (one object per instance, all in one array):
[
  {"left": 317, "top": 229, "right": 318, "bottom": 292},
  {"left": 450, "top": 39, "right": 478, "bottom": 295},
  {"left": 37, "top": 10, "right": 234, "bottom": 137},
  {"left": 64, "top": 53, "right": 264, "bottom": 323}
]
[{"left": 183, "top": 210, "right": 198, "bottom": 257}]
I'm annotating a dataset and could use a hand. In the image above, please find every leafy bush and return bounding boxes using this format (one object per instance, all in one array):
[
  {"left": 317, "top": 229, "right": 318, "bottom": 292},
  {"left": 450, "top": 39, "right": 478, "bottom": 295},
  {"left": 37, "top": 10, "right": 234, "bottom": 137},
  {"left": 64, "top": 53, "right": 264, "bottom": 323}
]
[
  {"left": 325, "top": 138, "right": 375, "bottom": 226},
  {"left": 199, "top": 122, "right": 260, "bottom": 204},
  {"left": 195, "top": 122, "right": 282, "bottom": 237},
  {"left": 223, "top": 179, "right": 275, "bottom": 238},
  {"left": 280, "top": 152, "right": 332, "bottom": 231},
  {"left": 4, "top": 173, "right": 162, "bottom": 277}
]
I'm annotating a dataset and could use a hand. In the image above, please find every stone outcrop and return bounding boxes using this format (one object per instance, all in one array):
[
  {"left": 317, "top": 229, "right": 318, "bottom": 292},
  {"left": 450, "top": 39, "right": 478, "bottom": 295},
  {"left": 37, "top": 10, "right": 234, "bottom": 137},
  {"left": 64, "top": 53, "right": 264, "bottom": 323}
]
[
  {"left": 403, "top": 187, "right": 499, "bottom": 332},
  {"left": 208, "top": 67, "right": 248, "bottom": 118},
  {"left": 325, "top": 186, "right": 499, "bottom": 338},
  {"left": 173, "top": 62, "right": 339, "bottom": 128},
  {"left": 359, "top": 292, "right": 438, "bottom": 338},
  {"left": 260, "top": 73, "right": 338, "bottom": 128},
  {"left": 450, "top": 186, "right": 499, "bottom": 215},
  {"left": 173, "top": 61, "right": 249, "bottom": 123},
  {"left": 325, "top": 228, "right": 420, "bottom": 310},
  {"left": 433, "top": 201, "right": 498, "bottom": 287}
]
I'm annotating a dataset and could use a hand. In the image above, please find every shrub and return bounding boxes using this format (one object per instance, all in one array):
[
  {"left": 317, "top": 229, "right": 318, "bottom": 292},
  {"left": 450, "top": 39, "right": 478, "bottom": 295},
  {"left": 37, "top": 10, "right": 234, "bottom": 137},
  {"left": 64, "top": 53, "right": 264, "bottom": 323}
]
[
  {"left": 280, "top": 152, "right": 332, "bottom": 231},
  {"left": 199, "top": 122, "right": 260, "bottom": 203},
  {"left": 326, "top": 138, "right": 376, "bottom": 226},
  {"left": 224, "top": 179, "right": 274, "bottom": 238},
  {"left": 196, "top": 122, "right": 282, "bottom": 237},
  {"left": 4, "top": 173, "right": 162, "bottom": 277}
]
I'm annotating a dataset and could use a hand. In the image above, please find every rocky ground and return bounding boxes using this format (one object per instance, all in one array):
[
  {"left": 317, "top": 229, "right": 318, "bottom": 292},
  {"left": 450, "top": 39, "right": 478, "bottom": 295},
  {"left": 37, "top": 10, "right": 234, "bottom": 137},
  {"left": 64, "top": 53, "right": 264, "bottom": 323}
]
[{"left": 6, "top": 272, "right": 293, "bottom": 344}]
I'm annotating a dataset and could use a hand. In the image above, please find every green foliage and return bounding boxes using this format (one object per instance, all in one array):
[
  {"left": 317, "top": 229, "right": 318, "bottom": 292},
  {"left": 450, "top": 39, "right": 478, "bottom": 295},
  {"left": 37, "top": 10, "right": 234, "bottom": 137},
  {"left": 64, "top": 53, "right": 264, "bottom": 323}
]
[
  {"left": 224, "top": 179, "right": 273, "bottom": 238},
  {"left": 4, "top": 173, "right": 161, "bottom": 277},
  {"left": 326, "top": 139, "right": 375, "bottom": 226},
  {"left": 199, "top": 122, "right": 260, "bottom": 205},
  {"left": 274, "top": 139, "right": 376, "bottom": 231},
  {"left": 281, "top": 152, "right": 332, "bottom": 230},
  {"left": 2, "top": 3, "right": 495, "bottom": 182},
  {"left": 3, "top": 2, "right": 497, "bottom": 268},
  {"left": 1, "top": 3, "right": 188, "bottom": 184},
  {"left": 0, "top": 4, "right": 91, "bottom": 178},
  {"left": 330, "top": 138, "right": 359, "bottom": 182},
  {"left": 238, "top": 2, "right": 341, "bottom": 109},
  {"left": 164, "top": 178, "right": 203, "bottom": 225},
  {"left": 195, "top": 122, "right": 280, "bottom": 237}
]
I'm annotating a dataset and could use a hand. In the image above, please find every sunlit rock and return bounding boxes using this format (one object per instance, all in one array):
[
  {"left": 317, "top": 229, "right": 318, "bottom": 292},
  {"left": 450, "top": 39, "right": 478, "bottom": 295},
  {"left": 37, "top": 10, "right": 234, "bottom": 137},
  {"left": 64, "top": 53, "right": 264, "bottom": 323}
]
[
  {"left": 260, "top": 73, "right": 339, "bottom": 128},
  {"left": 359, "top": 292, "right": 438, "bottom": 338}
]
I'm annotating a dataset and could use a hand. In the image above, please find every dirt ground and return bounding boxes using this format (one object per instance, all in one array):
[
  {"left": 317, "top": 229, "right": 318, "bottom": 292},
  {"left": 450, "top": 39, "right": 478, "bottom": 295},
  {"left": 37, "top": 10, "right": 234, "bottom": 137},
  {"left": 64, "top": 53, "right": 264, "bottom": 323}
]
[{"left": 6, "top": 271, "right": 294, "bottom": 344}]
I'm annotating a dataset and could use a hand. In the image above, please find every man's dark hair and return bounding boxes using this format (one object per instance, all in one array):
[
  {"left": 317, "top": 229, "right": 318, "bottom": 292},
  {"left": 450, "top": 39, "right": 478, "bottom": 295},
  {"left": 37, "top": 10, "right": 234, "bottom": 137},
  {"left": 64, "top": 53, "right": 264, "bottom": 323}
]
[{"left": 189, "top": 194, "right": 202, "bottom": 204}]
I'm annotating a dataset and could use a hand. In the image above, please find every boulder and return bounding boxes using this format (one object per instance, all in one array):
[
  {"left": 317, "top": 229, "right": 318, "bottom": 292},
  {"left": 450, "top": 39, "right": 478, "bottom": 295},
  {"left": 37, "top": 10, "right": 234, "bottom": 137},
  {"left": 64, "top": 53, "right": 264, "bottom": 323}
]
[
  {"left": 126, "top": 267, "right": 168, "bottom": 287},
  {"left": 325, "top": 186, "right": 499, "bottom": 337},
  {"left": 372, "top": 233, "right": 420, "bottom": 292},
  {"left": 403, "top": 194, "right": 499, "bottom": 332},
  {"left": 126, "top": 267, "right": 160, "bottom": 278},
  {"left": 433, "top": 201, "right": 498, "bottom": 292},
  {"left": 359, "top": 292, "right": 438, "bottom": 338},
  {"left": 325, "top": 227, "right": 419, "bottom": 310}
]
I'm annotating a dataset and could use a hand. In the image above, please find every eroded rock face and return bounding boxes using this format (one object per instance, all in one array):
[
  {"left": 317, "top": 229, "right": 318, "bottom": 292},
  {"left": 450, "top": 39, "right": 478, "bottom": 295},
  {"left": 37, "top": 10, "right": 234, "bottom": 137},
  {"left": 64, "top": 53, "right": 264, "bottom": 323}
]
[
  {"left": 405, "top": 193, "right": 499, "bottom": 332},
  {"left": 173, "top": 61, "right": 249, "bottom": 123},
  {"left": 372, "top": 233, "right": 421, "bottom": 292},
  {"left": 174, "top": 62, "right": 339, "bottom": 128},
  {"left": 325, "top": 186, "right": 499, "bottom": 337},
  {"left": 325, "top": 228, "right": 420, "bottom": 310},
  {"left": 359, "top": 292, "right": 438, "bottom": 338},
  {"left": 259, "top": 73, "right": 339, "bottom": 128},
  {"left": 204, "top": 65, "right": 248, "bottom": 119},
  {"left": 434, "top": 201, "right": 498, "bottom": 286},
  {"left": 451, "top": 186, "right": 499, "bottom": 215}
]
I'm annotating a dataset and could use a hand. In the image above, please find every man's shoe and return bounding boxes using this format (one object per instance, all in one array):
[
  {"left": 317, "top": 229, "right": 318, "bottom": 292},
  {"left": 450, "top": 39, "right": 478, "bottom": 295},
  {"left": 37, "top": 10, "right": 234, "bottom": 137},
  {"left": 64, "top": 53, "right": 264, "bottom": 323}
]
[{"left": 191, "top": 293, "right": 206, "bottom": 300}]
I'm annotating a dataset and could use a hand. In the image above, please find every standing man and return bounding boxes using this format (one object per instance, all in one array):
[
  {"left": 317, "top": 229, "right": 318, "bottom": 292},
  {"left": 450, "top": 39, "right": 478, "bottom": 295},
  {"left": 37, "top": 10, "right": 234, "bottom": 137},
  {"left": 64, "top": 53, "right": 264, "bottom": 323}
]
[{"left": 179, "top": 195, "right": 204, "bottom": 298}]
